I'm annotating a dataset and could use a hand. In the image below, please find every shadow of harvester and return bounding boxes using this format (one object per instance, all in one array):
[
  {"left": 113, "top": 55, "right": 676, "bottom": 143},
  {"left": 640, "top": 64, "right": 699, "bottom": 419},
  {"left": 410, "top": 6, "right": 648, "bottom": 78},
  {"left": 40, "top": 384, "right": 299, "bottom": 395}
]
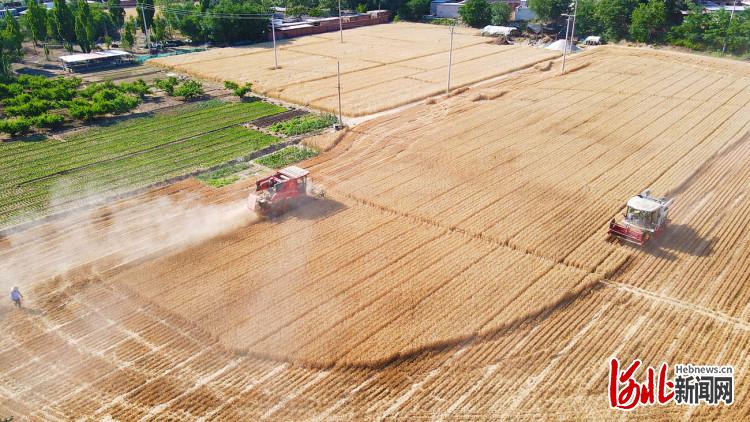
[
  {"left": 267, "top": 195, "right": 348, "bottom": 223},
  {"left": 615, "top": 223, "right": 714, "bottom": 261}
]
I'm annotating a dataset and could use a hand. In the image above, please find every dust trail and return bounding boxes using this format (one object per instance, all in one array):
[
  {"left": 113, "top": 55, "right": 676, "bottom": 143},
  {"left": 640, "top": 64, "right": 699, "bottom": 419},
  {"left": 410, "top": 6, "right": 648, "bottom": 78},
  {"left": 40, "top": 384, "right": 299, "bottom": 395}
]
[{"left": 0, "top": 187, "right": 258, "bottom": 294}]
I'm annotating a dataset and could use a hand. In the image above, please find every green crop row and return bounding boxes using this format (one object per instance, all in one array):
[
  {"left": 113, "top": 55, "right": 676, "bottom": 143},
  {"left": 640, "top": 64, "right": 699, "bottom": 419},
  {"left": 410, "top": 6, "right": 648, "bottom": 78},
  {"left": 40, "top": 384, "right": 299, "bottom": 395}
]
[
  {"left": 197, "top": 162, "right": 251, "bottom": 188},
  {"left": 0, "top": 101, "right": 284, "bottom": 187},
  {"left": 255, "top": 146, "right": 319, "bottom": 169},
  {"left": 0, "top": 103, "right": 283, "bottom": 228}
]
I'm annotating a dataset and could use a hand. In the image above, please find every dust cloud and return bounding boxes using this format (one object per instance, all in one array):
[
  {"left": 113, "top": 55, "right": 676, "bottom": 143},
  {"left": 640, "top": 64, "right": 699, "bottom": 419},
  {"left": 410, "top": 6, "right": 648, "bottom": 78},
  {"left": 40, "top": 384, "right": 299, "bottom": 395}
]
[{"left": 0, "top": 190, "right": 258, "bottom": 294}]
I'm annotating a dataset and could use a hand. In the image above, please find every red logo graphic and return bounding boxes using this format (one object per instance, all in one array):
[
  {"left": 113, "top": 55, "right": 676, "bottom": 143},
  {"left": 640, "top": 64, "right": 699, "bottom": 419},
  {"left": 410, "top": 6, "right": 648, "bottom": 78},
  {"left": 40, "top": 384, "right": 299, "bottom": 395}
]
[{"left": 609, "top": 358, "right": 675, "bottom": 410}]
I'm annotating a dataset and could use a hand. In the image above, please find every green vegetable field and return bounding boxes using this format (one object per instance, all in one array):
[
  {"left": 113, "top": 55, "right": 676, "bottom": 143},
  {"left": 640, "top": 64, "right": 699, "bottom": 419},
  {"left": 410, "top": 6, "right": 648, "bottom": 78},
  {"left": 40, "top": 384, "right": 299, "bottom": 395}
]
[
  {"left": 0, "top": 100, "right": 284, "bottom": 228},
  {"left": 255, "top": 146, "right": 319, "bottom": 169}
]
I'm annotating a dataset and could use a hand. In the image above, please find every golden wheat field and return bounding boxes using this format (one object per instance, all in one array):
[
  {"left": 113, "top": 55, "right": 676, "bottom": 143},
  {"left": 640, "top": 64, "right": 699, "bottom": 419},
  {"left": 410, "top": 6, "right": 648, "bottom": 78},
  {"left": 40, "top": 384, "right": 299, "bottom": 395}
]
[
  {"left": 150, "top": 22, "right": 560, "bottom": 116},
  {"left": 2, "top": 46, "right": 750, "bottom": 420}
]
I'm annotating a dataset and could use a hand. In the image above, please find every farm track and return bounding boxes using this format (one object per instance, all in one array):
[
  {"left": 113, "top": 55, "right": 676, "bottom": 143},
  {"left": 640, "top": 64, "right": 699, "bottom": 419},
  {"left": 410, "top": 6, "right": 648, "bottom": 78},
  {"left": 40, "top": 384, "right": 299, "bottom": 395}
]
[{"left": 2, "top": 47, "right": 750, "bottom": 420}]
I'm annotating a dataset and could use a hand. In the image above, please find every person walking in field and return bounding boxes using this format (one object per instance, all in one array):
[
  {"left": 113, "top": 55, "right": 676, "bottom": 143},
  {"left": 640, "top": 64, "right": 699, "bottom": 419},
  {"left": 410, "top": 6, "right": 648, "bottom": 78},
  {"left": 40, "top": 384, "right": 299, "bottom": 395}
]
[{"left": 10, "top": 287, "right": 22, "bottom": 308}]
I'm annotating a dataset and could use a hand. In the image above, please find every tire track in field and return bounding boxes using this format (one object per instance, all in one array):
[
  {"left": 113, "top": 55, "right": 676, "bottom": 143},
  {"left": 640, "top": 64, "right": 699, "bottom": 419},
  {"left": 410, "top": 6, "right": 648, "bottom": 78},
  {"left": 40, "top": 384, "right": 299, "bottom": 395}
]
[{"left": 600, "top": 280, "right": 750, "bottom": 332}]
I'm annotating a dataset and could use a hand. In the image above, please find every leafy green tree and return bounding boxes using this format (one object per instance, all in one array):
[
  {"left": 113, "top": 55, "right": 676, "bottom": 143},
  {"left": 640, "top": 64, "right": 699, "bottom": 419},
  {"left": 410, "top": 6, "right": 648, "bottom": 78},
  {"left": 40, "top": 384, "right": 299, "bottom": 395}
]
[
  {"left": 49, "top": 0, "right": 76, "bottom": 43},
  {"left": 174, "top": 79, "right": 204, "bottom": 99},
  {"left": 154, "top": 76, "right": 179, "bottom": 94},
  {"left": 490, "top": 1, "right": 511, "bottom": 25},
  {"left": 570, "top": 0, "right": 600, "bottom": 37},
  {"left": 224, "top": 80, "right": 252, "bottom": 99},
  {"left": 136, "top": 0, "right": 155, "bottom": 35},
  {"left": 107, "top": 0, "right": 126, "bottom": 28},
  {"left": 33, "top": 113, "right": 65, "bottom": 129},
  {"left": 200, "top": 0, "right": 211, "bottom": 12},
  {"left": 24, "top": 0, "right": 48, "bottom": 47},
  {"left": 397, "top": 0, "right": 430, "bottom": 20},
  {"left": 595, "top": 0, "right": 638, "bottom": 41},
  {"left": 119, "top": 79, "right": 150, "bottom": 96},
  {"left": 75, "top": 0, "right": 95, "bottom": 53},
  {"left": 95, "top": 12, "right": 117, "bottom": 40},
  {"left": 152, "top": 16, "right": 168, "bottom": 42},
  {"left": 203, "top": 0, "right": 268, "bottom": 44},
  {"left": 122, "top": 17, "right": 136, "bottom": 50},
  {"left": 319, "top": 0, "right": 339, "bottom": 13},
  {"left": 165, "top": 2, "right": 204, "bottom": 41},
  {"left": 0, "top": 10, "right": 24, "bottom": 79},
  {"left": 459, "top": 0, "right": 491, "bottom": 28},
  {"left": 0, "top": 117, "right": 32, "bottom": 136},
  {"left": 629, "top": 0, "right": 666, "bottom": 43},
  {"left": 528, "top": 0, "right": 569, "bottom": 22},
  {"left": 356, "top": 3, "right": 367, "bottom": 12},
  {"left": 287, "top": 4, "right": 309, "bottom": 17},
  {"left": 668, "top": 4, "right": 750, "bottom": 55},
  {"left": 3, "top": 11, "right": 24, "bottom": 56}
]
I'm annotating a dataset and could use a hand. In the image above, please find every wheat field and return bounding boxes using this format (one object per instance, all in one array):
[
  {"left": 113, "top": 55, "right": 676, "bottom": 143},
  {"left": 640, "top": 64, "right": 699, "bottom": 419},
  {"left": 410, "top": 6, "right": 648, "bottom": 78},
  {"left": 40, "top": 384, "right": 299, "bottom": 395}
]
[
  {"left": 1, "top": 46, "right": 750, "bottom": 420},
  {"left": 150, "top": 22, "right": 560, "bottom": 116}
]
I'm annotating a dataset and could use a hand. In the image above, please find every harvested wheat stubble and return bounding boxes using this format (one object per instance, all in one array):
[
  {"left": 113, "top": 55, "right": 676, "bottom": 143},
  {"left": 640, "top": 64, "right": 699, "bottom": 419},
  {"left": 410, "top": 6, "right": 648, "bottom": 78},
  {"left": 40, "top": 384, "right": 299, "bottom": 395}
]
[
  {"left": 152, "top": 22, "right": 560, "bottom": 116},
  {"left": 3, "top": 47, "right": 750, "bottom": 421}
]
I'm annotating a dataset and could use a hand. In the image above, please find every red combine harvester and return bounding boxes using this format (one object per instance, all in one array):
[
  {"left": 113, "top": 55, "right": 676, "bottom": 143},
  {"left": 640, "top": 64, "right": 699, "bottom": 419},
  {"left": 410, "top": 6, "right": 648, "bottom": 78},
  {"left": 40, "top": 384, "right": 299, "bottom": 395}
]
[
  {"left": 608, "top": 189, "right": 673, "bottom": 246},
  {"left": 249, "top": 166, "right": 323, "bottom": 217}
]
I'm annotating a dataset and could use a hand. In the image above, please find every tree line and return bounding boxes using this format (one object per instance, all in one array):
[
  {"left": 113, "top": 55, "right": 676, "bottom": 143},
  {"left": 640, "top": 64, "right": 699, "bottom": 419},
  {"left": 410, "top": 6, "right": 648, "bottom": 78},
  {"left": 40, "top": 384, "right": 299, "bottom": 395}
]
[
  {"left": 388, "top": 0, "right": 749, "bottom": 57},
  {"left": 520, "top": 0, "right": 747, "bottom": 56},
  {"left": 10, "top": 0, "right": 750, "bottom": 79}
]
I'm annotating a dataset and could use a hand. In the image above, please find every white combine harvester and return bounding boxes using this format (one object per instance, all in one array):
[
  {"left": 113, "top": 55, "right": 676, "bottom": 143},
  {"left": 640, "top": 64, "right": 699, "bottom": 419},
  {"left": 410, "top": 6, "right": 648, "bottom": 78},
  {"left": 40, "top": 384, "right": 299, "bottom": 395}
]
[{"left": 608, "top": 189, "right": 673, "bottom": 246}]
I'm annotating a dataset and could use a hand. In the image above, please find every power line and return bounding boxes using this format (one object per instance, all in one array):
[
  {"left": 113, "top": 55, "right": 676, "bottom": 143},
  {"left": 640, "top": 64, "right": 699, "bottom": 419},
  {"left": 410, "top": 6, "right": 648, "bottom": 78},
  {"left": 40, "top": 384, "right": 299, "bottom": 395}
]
[{"left": 98, "top": 3, "right": 274, "bottom": 19}]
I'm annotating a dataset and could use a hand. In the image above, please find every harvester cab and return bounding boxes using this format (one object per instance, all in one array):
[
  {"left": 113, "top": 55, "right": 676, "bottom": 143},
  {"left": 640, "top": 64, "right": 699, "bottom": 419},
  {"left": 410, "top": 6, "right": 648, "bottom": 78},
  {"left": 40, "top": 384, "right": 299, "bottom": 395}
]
[
  {"left": 608, "top": 189, "right": 673, "bottom": 246},
  {"left": 249, "top": 166, "right": 323, "bottom": 217}
]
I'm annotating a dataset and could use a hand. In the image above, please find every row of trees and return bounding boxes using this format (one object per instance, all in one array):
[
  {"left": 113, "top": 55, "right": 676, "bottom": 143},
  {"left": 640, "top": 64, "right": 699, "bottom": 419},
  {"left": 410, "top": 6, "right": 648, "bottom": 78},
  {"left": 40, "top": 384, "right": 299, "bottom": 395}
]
[
  {"left": 0, "top": 74, "right": 207, "bottom": 136},
  {"left": 24, "top": 0, "right": 122, "bottom": 53},
  {"left": 164, "top": 0, "right": 269, "bottom": 44},
  {"left": 456, "top": 0, "right": 512, "bottom": 27},
  {"left": 668, "top": 4, "right": 750, "bottom": 55},
  {"left": 524, "top": 0, "right": 750, "bottom": 55},
  {"left": 447, "top": 0, "right": 749, "bottom": 56}
]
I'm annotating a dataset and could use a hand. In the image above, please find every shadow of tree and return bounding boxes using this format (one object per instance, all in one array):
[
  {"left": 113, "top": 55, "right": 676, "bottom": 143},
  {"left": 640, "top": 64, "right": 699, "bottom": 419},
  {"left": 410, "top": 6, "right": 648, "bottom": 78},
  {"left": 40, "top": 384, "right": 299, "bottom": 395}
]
[{"left": 16, "top": 67, "right": 59, "bottom": 77}]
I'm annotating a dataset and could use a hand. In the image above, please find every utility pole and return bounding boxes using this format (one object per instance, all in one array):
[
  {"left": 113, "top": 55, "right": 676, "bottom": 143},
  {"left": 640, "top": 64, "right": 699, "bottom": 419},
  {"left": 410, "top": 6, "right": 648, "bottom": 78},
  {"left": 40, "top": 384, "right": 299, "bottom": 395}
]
[
  {"left": 140, "top": 3, "right": 150, "bottom": 49},
  {"left": 337, "top": 61, "right": 343, "bottom": 126},
  {"left": 722, "top": 2, "right": 736, "bottom": 54},
  {"left": 338, "top": 0, "right": 344, "bottom": 43},
  {"left": 560, "top": 13, "right": 571, "bottom": 74},
  {"left": 569, "top": 0, "right": 578, "bottom": 56},
  {"left": 446, "top": 24, "right": 454, "bottom": 94},
  {"left": 560, "top": 0, "right": 577, "bottom": 75},
  {"left": 271, "top": 9, "right": 278, "bottom": 69}
]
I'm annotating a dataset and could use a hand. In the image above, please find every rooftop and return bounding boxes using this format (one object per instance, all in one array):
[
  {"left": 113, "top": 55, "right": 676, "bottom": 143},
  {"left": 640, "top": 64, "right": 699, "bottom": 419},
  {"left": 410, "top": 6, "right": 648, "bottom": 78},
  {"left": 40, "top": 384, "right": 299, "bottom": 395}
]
[
  {"left": 60, "top": 50, "right": 132, "bottom": 64},
  {"left": 627, "top": 195, "right": 662, "bottom": 212}
]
